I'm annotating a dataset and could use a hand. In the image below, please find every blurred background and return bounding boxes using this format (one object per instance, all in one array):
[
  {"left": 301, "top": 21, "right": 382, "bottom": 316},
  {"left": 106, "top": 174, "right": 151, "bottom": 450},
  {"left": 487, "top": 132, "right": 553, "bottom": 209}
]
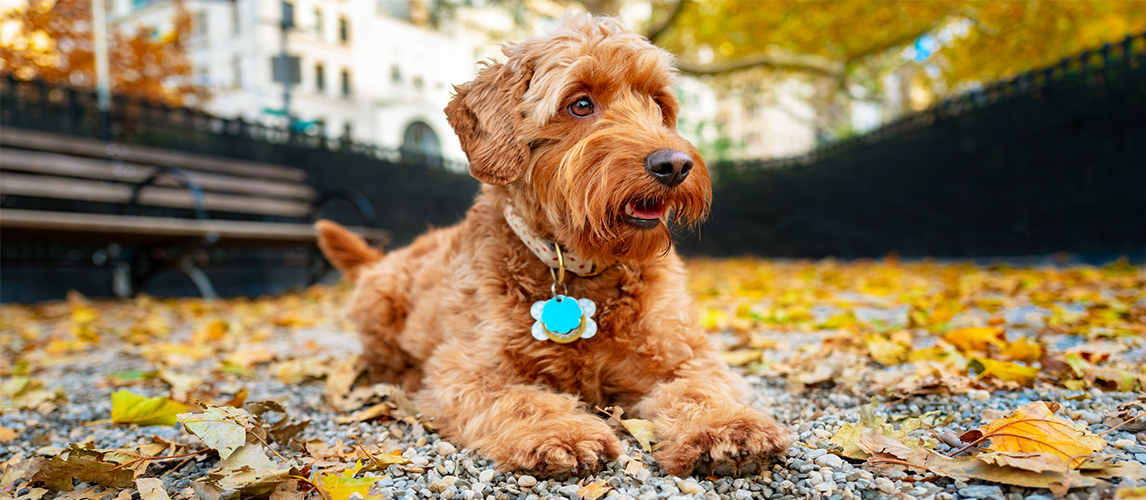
[{"left": 0, "top": 0, "right": 1144, "bottom": 301}]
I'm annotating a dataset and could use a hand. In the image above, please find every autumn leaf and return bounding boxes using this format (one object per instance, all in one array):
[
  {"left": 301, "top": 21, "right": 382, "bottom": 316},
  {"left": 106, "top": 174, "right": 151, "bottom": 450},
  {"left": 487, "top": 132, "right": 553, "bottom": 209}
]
[
  {"left": 576, "top": 479, "right": 611, "bottom": 500},
  {"left": 101, "top": 390, "right": 188, "bottom": 427},
  {"left": 858, "top": 432, "right": 1105, "bottom": 497},
  {"left": 313, "top": 461, "right": 381, "bottom": 500},
  {"left": 829, "top": 398, "right": 924, "bottom": 459},
  {"left": 135, "top": 478, "right": 172, "bottom": 500},
  {"left": 0, "top": 444, "right": 137, "bottom": 491},
  {"left": 864, "top": 334, "right": 908, "bottom": 366},
  {"left": 177, "top": 404, "right": 252, "bottom": 459},
  {"left": 621, "top": 418, "right": 658, "bottom": 453},
  {"left": 1000, "top": 337, "right": 1044, "bottom": 363},
  {"left": 967, "top": 358, "right": 1040, "bottom": 386},
  {"left": 943, "top": 327, "right": 1006, "bottom": 353},
  {"left": 960, "top": 401, "right": 1105, "bottom": 468},
  {"left": 722, "top": 348, "right": 763, "bottom": 367}
]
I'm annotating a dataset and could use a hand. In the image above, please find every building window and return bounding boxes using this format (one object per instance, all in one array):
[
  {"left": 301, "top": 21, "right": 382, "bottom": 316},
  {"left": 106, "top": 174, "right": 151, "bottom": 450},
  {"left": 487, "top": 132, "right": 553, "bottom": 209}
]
[
  {"left": 314, "top": 8, "right": 322, "bottom": 37},
  {"left": 231, "top": 1, "right": 241, "bottom": 35},
  {"left": 315, "top": 63, "right": 325, "bottom": 92},
  {"left": 232, "top": 56, "right": 242, "bottom": 88},
  {"left": 193, "top": 10, "right": 208, "bottom": 38},
  {"left": 339, "top": 16, "right": 349, "bottom": 43},
  {"left": 281, "top": 1, "right": 294, "bottom": 28},
  {"left": 390, "top": 65, "right": 401, "bottom": 84},
  {"left": 341, "top": 69, "right": 351, "bottom": 97}
]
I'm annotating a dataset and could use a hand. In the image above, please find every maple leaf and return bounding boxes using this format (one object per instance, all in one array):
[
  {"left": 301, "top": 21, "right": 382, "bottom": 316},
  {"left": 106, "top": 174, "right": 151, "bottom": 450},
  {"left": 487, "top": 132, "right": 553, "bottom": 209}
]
[
  {"left": 177, "top": 404, "right": 253, "bottom": 459},
  {"left": 959, "top": 401, "right": 1105, "bottom": 468},
  {"left": 104, "top": 390, "right": 189, "bottom": 427},
  {"left": 576, "top": 479, "right": 611, "bottom": 500}
]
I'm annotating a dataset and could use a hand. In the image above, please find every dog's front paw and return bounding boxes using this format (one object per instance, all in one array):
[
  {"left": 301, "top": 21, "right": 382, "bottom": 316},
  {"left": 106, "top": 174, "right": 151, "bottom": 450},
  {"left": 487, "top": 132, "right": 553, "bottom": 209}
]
[
  {"left": 496, "top": 417, "right": 621, "bottom": 476},
  {"left": 654, "top": 405, "right": 790, "bottom": 477}
]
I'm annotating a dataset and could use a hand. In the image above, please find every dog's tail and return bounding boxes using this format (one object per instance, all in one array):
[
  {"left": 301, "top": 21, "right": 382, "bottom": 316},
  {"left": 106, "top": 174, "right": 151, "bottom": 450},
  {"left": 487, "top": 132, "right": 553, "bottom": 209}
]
[{"left": 315, "top": 219, "right": 383, "bottom": 281}]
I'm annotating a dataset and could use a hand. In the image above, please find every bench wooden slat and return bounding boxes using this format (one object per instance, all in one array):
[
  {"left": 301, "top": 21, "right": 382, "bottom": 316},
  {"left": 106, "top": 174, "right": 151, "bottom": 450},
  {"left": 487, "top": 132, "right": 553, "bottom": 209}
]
[
  {"left": 0, "top": 128, "right": 307, "bottom": 182},
  {"left": 0, "top": 209, "right": 389, "bottom": 244},
  {"left": 1, "top": 148, "right": 315, "bottom": 201},
  {"left": 0, "top": 172, "right": 313, "bottom": 217}
]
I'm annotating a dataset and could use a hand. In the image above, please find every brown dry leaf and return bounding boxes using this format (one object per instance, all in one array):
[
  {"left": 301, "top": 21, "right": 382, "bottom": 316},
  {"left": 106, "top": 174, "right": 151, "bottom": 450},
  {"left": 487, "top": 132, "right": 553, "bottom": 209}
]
[
  {"left": 0, "top": 427, "right": 17, "bottom": 443},
  {"left": 858, "top": 432, "right": 1105, "bottom": 497},
  {"left": 324, "top": 359, "right": 363, "bottom": 408},
  {"left": 224, "top": 346, "right": 276, "bottom": 369},
  {"left": 960, "top": 401, "right": 1105, "bottom": 468},
  {"left": 829, "top": 398, "right": 924, "bottom": 459},
  {"left": 943, "top": 327, "right": 1006, "bottom": 353},
  {"left": 623, "top": 457, "right": 648, "bottom": 476},
  {"left": 135, "top": 478, "right": 172, "bottom": 500},
  {"left": 576, "top": 479, "right": 611, "bottom": 500},
  {"left": 621, "top": 419, "right": 657, "bottom": 453},
  {"left": 864, "top": 334, "right": 908, "bottom": 366},
  {"left": 721, "top": 349, "right": 762, "bottom": 367},
  {"left": 0, "top": 445, "right": 137, "bottom": 491}
]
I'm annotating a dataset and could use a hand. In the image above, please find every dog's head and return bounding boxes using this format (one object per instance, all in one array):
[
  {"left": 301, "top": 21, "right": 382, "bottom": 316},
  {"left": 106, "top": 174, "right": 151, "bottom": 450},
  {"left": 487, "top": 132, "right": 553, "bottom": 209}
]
[{"left": 445, "top": 13, "right": 711, "bottom": 264}]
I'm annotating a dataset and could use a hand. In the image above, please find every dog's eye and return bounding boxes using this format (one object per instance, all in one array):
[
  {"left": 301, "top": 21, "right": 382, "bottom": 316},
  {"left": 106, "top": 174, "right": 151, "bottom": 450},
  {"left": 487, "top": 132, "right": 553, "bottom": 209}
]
[{"left": 568, "top": 97, "right": 594, "bottom": 117}]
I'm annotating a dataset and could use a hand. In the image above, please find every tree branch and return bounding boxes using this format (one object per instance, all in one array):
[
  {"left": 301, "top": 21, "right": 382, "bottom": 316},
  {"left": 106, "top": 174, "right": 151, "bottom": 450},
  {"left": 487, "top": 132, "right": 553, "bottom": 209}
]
[
  {"left": 676, "top": 52, "right": 845, "bottom": 77},
  {"left": 645, "top": 0, "right": 688, "bottom": 44}
]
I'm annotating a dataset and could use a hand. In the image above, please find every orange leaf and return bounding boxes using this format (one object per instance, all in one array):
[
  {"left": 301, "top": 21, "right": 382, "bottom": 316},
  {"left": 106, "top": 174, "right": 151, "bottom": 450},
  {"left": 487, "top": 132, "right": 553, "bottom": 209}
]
[
  {"left": 575, "top": 480, "right": 611, "bottom": 500},
  {"left": 943, "top": 327, "right": 1006, "bottom": 352},
  {"left": 960, "top": 401, "right": 1105, "bottom": 468}
]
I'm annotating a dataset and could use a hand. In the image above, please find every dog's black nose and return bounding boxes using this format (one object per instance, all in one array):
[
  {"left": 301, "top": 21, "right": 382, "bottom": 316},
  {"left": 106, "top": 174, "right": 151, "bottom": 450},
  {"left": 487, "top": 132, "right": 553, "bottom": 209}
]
[{"left": 645, "top": 149, "right": 693, "bottom": 187}]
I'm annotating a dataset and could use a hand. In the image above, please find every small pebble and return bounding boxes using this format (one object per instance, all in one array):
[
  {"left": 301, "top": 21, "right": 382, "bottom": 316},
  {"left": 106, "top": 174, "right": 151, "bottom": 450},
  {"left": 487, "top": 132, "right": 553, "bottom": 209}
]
[
  {"left": 436, "top": 441, "right": 458, "bottom": 456},
  {"left": 968, "top": 389, "right": 990, "bottom": 401},
  {"left": 960, "top": 485, "right": 1004, "bottom": 499},
  {"left": 479, "top": 469, "right": 496, "bottom": 483}
]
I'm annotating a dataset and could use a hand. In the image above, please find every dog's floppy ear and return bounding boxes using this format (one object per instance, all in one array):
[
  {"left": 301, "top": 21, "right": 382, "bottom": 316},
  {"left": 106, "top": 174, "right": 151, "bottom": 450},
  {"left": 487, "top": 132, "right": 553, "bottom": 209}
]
[{"left": 445, "top": 61, "right": 533, "bottom": 185}]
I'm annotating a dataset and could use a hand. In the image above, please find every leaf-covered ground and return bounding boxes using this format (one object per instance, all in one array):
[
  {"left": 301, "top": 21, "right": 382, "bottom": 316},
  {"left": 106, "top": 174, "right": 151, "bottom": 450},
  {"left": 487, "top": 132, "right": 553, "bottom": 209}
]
[{"left": 1, "top": 258, "right": 1144, "bottom": 500}]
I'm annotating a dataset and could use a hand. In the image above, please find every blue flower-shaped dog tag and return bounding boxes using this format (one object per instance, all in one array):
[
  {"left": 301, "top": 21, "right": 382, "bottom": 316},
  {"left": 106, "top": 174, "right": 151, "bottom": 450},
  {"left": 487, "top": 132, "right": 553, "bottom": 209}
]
[{"left": 530, "top": 295, "right": 597, "bottom": 343}]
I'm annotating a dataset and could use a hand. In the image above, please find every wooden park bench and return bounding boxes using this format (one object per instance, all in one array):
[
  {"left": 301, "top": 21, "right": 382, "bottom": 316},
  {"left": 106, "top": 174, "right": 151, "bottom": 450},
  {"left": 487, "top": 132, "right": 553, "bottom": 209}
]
[{"left": 0, "top": 128, "right": 389, "bottom": 299}]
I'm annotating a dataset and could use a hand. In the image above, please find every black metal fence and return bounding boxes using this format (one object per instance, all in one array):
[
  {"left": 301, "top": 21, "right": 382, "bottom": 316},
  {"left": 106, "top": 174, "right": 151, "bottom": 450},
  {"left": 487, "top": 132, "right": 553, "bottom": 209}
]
[
  {"left": 0, "top": 76, "right": 481, "bottom": 245},
  {"left": 3, "top": 30, "right": 1145, "bottom": 266},
  {"left": 677, "top": 32, "right": 1146, "bottom": 259}
]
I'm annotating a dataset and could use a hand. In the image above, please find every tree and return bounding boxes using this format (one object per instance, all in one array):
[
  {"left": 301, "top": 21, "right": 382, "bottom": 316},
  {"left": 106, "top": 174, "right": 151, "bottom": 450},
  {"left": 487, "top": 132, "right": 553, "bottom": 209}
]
[{"left": 0, "top": 0, "right": 206, "bottom": 106}]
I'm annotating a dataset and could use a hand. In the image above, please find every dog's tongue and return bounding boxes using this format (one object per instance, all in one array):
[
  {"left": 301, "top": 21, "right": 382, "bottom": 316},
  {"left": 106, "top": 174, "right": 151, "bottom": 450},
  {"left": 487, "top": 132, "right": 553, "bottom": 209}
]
[{"left": 626, "top": 200, "right": 664, "bottom": 220}]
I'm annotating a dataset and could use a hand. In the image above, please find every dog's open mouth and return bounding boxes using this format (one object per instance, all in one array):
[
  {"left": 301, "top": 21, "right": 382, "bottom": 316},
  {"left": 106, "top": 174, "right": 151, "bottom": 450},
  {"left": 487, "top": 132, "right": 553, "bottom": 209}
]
[{"left": 622, "top": 199, "right": 664, "bottom": 228}]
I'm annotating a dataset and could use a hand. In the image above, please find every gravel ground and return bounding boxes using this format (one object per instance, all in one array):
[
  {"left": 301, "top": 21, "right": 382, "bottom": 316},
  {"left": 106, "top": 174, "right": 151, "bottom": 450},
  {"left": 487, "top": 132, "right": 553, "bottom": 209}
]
[{"left": 2, "top": 279, "right": 1145, "bottom": 500}]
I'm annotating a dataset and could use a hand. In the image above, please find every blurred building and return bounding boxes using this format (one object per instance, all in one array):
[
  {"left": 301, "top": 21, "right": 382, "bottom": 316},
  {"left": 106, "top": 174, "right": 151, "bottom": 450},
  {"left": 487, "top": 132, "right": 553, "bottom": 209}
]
[
  {"left": 112, "top": 0, "right": 494, "bottom": 162},
  {"left": 714, "top": 79, "right": 817, "bottom": 161}
]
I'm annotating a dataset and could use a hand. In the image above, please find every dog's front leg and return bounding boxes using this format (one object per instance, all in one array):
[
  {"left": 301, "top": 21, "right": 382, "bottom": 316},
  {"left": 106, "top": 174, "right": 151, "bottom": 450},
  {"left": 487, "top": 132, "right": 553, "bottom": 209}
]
[
  {"left": 418, "top": 343, "right": 621, "bottom": 476},
  {"left": 635, "top": 354, "right": 790, "bottom": 477}
]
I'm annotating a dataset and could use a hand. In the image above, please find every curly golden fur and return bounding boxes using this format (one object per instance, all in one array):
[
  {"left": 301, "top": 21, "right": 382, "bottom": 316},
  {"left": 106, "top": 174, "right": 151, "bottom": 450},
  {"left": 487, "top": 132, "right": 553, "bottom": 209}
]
[{"left": 316, "top": 13, "right": 790, "bottom": 477}]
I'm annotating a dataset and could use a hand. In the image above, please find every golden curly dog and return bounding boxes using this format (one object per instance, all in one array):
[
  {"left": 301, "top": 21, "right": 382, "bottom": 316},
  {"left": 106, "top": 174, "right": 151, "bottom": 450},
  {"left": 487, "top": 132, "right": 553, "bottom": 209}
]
[{"left": 316, "top": 13, "right": 789, "bottom": 478}]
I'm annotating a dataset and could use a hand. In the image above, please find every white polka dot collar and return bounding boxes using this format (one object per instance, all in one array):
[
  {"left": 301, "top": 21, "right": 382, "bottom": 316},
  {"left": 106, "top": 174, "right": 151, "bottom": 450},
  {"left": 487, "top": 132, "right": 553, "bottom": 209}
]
[{"left": 503, "top": 204, "right": 597, "bottom": 277}]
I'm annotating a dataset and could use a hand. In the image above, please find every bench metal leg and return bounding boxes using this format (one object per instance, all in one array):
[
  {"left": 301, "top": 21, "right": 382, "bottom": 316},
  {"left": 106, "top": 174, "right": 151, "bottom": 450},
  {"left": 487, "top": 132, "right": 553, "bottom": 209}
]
[
  {"left": 179, "top": 255, "right": 217, "bottom": 300},
  {"left": 112, "top": 261, "right": 133, "bottom": 298}
]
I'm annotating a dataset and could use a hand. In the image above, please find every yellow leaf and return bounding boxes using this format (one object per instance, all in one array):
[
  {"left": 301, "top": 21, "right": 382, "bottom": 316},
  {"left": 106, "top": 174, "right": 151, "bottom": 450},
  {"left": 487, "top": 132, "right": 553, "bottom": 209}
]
[
  {"left": 829, "top": 399, "right": 924, "bottom": 459},
  {"left": 1115, "top": 487, "right": 1146, "bottom": 500},
  {"left": 967, "top": 358, "right": 1039, "bottom": 386},
  {"left": 314, "top": 461, "right": 381, "bottom": 500},
  {"left": 1000, "top": 337, "right": 1044, "bottom": 363},
  {"left": 721, "top": 349, "right": 762, "bottom": 367},
  {"left": 575, "top": 479, "right": 611, "bottom": 500},
  {"left": 864, "top": 334, "right": 908, "bottom": 366},
  {"left": 107, "top": 390, "right": 188, "bottom": 427},
  {"left": 621, "top": 418, "right": 657, "bottom": 453},
  {"left": 959, "top": 401, "right": 1105, "bottom": 468},
  {"left": 943, "top": 327, "right": 1006, "bottom": 353},
  {"left": 0, "top": 427, "right": 17, "bottom": 442}
]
